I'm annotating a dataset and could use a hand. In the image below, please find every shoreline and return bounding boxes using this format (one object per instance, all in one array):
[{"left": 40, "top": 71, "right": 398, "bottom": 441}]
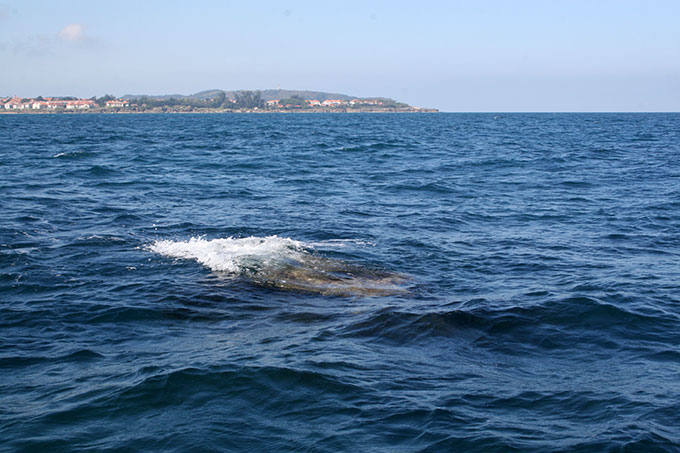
[{"left": 0, "top": 108, "right": 438, "bottom": 115}]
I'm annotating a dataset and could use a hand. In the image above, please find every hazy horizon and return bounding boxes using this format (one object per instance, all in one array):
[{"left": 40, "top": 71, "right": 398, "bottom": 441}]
[{"left": 1, "top": 0, "right": 679, "bottom": 112}]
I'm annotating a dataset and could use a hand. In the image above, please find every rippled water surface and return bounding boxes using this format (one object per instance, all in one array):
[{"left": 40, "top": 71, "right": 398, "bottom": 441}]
[{"left": 1, "top": 113, "right": 679, "bottom": 451}]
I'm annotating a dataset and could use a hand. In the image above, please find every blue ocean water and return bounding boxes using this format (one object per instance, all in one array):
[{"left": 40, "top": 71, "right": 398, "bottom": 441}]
[{"left": 1, "top": 113, "right": 679, "bottom": 452}]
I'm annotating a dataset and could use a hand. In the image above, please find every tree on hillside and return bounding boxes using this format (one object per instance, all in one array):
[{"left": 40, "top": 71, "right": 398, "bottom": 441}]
[
  {"left": 96, "top": 94, "right": 116, "bottom": 107},
  {"left": 279, "top": 95, "right": 305, "bottom": 107},
  {"left": 234, "top": 90, "right": 264, "bottom": 109},
  {"left": 211, "top": 91, "right": 226, "bottom": 108}
]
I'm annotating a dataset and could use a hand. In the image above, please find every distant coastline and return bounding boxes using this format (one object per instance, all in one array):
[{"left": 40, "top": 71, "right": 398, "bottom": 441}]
[
  {"left": 0, "top": 107, "right": 438, "bottom": 114},
  {"left": 0, "top": 89, "right": 438, "bottom": 114}
]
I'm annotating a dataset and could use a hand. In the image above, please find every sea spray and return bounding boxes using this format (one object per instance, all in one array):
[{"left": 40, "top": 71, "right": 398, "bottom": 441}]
[{"left": 149, "top": 236, "right": 306, "bottom": 274}]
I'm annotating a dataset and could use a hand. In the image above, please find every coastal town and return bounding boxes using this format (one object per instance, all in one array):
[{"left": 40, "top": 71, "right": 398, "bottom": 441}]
[
  {"left": 0, "top": 91, "right": 436, "bottom": 113},
  {"left": 1, "top": 96, "right": 128, "bottom": 110}
]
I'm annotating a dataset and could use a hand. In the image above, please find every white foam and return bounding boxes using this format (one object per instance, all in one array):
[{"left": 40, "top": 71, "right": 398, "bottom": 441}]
[
  {"left": 148, "top": 236, "right": 307, "bottom": 274},
  {"left": 52, "top": 150, "right": 89, "bottom": 158},
  {"left": 307, "top": 238, "right": 375, "bottom": 248}
]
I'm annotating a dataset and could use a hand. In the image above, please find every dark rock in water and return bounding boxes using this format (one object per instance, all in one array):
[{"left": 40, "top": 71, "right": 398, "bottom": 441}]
[
  {"left": 150, "top": 235, "right": 409, "bottom": 297},
  {"left": 249, "top": 255, "right": 410, "bottom": 296}
]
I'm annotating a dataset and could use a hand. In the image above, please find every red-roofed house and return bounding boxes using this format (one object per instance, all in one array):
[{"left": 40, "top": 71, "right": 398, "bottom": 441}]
[
  {"left": 106, "top": 99, "right": 130, "bottom": 108},
  {"left": 66, "top": 100, "right": 96, "bottom": 109},
  {"left": 321, "top": 99, "right": 346, "bottom": 107},
  {"left": 4, "top": 97, "right": 23, "bottom": 110}
]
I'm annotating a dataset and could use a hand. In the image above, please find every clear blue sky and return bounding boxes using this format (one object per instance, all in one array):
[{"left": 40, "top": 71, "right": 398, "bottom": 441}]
[{"left": 1, "top": 0, "right": 678, "bottom": 111}]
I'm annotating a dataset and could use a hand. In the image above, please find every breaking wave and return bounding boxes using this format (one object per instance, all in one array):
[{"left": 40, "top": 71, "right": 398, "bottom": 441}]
[{"left": 149, "top": 236, "right": 408, "bottom": 296}]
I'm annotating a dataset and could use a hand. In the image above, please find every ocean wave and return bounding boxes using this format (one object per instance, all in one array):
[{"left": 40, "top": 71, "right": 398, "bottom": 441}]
[
  {"left": 0, "top": 349, "right": 104, "bottom": 368},
  {"left": 149, "top": 236, "right": 408, "bottom": 296},
  {"left": 52, "top": 150, "right": 96, "bottom": 159},
  {"left": 341, "top": 297, "right": 680, "bottom": 349}
]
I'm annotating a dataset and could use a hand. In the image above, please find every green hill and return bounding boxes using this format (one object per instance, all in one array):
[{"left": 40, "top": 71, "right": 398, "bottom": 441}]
[{"left": 124, "top": 89, "right": 382, "bottom": 102}]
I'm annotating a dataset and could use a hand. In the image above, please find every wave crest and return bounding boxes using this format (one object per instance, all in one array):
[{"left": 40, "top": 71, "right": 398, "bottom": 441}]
[{"left": 150, "top": 236, "right": 305, "bottom": 273}]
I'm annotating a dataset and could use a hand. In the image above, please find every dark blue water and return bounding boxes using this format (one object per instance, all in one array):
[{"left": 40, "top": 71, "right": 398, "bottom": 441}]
[{"left": 1, "top": 113, "right": 679, "bottom": 451}]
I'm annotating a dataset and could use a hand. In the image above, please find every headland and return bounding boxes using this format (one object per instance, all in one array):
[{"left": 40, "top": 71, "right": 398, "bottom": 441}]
[{"left": 0, "top": 89, "right": 437, "bottom": 114}]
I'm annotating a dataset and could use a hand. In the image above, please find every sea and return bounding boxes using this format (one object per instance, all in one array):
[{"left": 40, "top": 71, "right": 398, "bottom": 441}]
[{"left": 1, "top": 112, "right": 679, "bottom": 452}]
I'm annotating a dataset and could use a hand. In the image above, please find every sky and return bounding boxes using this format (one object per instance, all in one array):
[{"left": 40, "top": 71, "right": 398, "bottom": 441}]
[{"left": 1, "top": 0, "right": 678, "bottom": 111}]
